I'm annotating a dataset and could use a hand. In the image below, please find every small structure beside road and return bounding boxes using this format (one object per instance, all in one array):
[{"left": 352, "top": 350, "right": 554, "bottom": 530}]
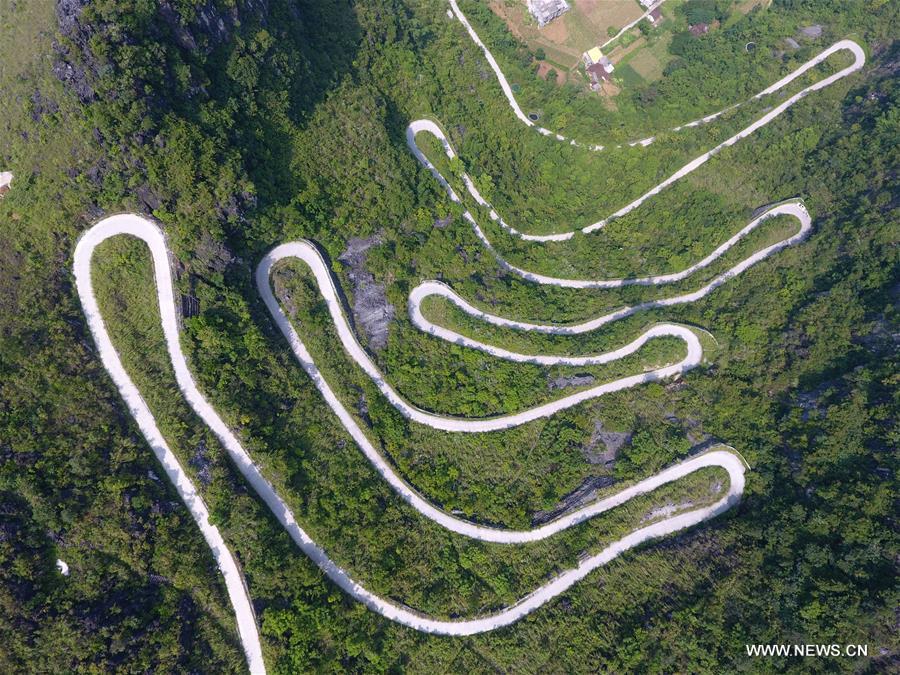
[{"left": 0, "top": 171, "right": 12, "bottom": 196}]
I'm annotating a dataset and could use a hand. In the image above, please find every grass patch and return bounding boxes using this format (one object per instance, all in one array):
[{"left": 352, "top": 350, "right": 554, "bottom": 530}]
[
  {"left": 615, "top": 62, "right": 646, "bottom": 88},
  {"left": 624, "top": 32, "right": 674, "bottom": 83}
]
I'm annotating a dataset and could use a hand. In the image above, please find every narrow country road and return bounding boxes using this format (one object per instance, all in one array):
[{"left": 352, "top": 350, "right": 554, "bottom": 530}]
[
  {"left": 76, "top": 214, "right": 746, "bottom": 672},
  {"left": 259, "top": 241, "right": 703, "bottom": 432},
  {"left": 408, "top": 42, "right": 863, "bottom": 244},
  {"left": 74, "top": 219, "right": 266, "bottom": 675},
  {"left": 408, "top": 202, "right": 810, "bottom": 318},
  {"left": 446, "top": 0, "right": 865, "bottom": 156},
  {"left": 69, "top": 6, "right": 868, "bottom": 672},
  {"left": 599, "top": 1, "right": 669, "bottom": 53}
]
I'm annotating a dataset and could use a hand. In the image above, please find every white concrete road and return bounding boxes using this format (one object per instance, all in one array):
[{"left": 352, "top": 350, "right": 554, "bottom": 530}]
[
  {"left": 409, "top": 202, "right": 811, "bottom": 328},
  {"left": 74, "top": 218, "right": 266, "bottom": 674},
  {"left": 260, "top": 241, "right": 702, "bottom": 432},
  {"left": 599, "top": 1, "right": 668, "bottom": 53},
  {"left": 409, "top": 40, "right": 862, "bottom": 244},
  {"left": 446, "top": 0, "right": 865, "bottom": 157},
  {"left": 77, "top": 214, "right": 747, "bottom": 671},
  {"left": 68, "top": 6, "right": 866, "bottom": 672}
]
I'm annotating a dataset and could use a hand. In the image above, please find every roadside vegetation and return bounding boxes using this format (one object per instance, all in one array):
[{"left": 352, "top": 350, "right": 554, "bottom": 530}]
[
  {"left": 462, "top": 0, "right": 883, "bottom": 137},
  {"left": 1, "top": 0, "right": 896, "bottom": 672},
  {"left": 91, "top": 238, "right": 737, "bottom": 619}
]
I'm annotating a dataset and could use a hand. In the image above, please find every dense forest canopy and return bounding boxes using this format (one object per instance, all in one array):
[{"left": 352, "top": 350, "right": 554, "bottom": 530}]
[{"left": 0, "top": 0, "right": 897, "bottom": 672}]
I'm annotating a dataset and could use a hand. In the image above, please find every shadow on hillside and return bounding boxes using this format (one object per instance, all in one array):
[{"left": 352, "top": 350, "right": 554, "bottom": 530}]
[{"left": 203, "top": 0, "right": 363, "bottom": 209}]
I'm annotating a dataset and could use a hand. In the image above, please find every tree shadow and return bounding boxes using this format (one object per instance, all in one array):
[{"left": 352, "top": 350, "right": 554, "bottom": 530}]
[{"left": 200, "top": 0, "right": 363, "bottom": 210}]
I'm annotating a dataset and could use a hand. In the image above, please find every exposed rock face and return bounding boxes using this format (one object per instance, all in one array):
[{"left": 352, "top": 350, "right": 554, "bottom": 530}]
[
  {"left": 51, "top": 50, "right": 95, "bottom": 102},
  {"left": 53, "top": 0, "right": 98, "bottom": 101},
  {"left": 338, "top": 236, "right": 395, "bottom": 352},
  {"left": 796, "top": 388, "right": 826, "bottom": 422},
  {"left": 30, "top": 90, "right": 59, "bottom": 121},
  {"left": 531, "top": 475, "right": 616, "bottom": 526},
  {"left": 641, "top": 501, "right": 694, "bottom": 523},
  {"left": 56, "top": 0, "right": 89, "bottom": 37},
  {"left": 194, "top": 231, "right": 234, "bottom": 274},
  {"left": 53, "top": 0, "right": 272, "bottom": 100},
  {"left": 800, "top": 24, "right": 823, "bottom": 38},
  {"left": 158, "top": 3, "right": 200, "bottom": 52},
  {"left": 189, "top": 439, "right": 212, "bottom": 487},
  {"left": 583, "top": 420, "right": 631, "bottom": 466},
  {"left": 549, "top": 374, "right": 595, "bottom": 390},
  {"left": 157, "top": 0, "right": 271, "bottom": 55}
]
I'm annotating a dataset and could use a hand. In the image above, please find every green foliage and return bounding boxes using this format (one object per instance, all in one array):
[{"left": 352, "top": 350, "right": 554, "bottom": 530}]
[
  {"left": 0, "top": 0, "right": 897, "bottom": 672},
  {"left": 670, "top": 29, "right": 697, "bottom": 56},
  {"left": 680, "top": 0, "right": 731, "bottom": 26}
]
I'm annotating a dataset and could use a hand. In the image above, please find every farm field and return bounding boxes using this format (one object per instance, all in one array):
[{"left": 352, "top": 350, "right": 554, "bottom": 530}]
[
  {"left": 614, "top": 32, "right": 675, "bottom": 85},
  {"left": 489, "top": 0, "right": 644, "bottom": 69}
]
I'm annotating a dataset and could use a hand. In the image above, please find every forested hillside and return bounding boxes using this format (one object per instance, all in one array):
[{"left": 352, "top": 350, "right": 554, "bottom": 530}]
[{"left": 0, "top": 0, "right": 896, "bottom": 672}]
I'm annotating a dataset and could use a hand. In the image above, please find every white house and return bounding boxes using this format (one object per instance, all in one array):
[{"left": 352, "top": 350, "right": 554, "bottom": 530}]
[{"left": 527, "top": 0, "right": 570, "bottom": 27}]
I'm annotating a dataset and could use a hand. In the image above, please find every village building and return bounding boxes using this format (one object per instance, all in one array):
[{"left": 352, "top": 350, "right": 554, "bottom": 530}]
[
  {"left": 586, "top": 63, "right": 611, "bottom": 89},
  {"left": 638, "top": 0, "right": 654, "bottom": 7},
  {"left": 583, "top": 48, "right": 614, "bottom": 72},
  {"left": 0, "top": 172, "right": 12, "bottom": 196},
  {"left": 583, "top": 47, "right": 614, "bottom": 91},
  {"left": 527, "top": 0, "right": 570, "bottom": 28},
  {"left": 648, "top": 7, "right": 662, "bottom": 24}
]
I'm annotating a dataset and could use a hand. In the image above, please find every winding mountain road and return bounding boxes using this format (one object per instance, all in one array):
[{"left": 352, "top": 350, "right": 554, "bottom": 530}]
[
  {"left": 70, "top": 7, "right": 867, "bottom": 673},
  {"left": 409, "top": 201, "right": 810, "bottom": 325},
  {"left": 447, "top": 0, "right": 864, "bottom": 156},
  {"left": 76, "top": 216, "right": 747, "bottom": 673},
  {"left": 260, "top": 241, "right": 702, "bottom": 432},
  {"left": 74, "top": 218, "right": 266, "bottom": 675},
  {"left": 408, "top": 40, "right": 863, "bottom": 246}
]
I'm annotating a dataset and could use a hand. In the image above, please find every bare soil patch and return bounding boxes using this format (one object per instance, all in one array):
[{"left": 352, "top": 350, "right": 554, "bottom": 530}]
[
  {"left": 536, "top": 60, "right": 567, "bottom": 84},
  {"left": 488, "top": 0, "right": 641, "bottom": 70}
]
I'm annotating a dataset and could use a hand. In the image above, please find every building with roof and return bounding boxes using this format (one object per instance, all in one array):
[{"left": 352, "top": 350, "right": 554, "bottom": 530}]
[
  {"left": 583, "top": 48, "right": 614, "bottom": 91},
  {"left": 583, "top": 47, "right": 614, "bottom": 72},
  {"left": 584, "top": 47, "right": 603, "bottom": 66},
  {"left": 527, "top": 0, "right": 570, "bottom": 27},
  {"left": 586, "top": 63, "right": 611, "bottom": 90},
  {"left": 648, "top": 7, "right": 662, "bottom": 24}
]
